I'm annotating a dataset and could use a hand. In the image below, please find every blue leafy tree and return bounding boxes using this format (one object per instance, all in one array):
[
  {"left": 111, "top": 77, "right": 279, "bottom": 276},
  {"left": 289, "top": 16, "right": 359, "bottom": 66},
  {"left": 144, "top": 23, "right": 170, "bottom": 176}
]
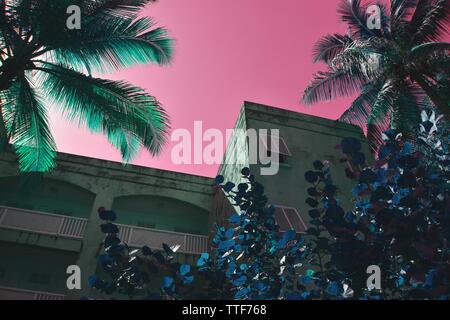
[
  {"left": 89, "top": 169, "right": 309, "bottom": 300},
  {"left": 203, "top": 170, "right": 309, "bottom": 299},
  {"left": 89, "top": 110, "right": 448, "bottom": 300},
  {"left": 88, "top": 208, "right": 201, "bottom": 299},
  {"left": 303, "top": 109, "right": 449, "bottom": 299}
]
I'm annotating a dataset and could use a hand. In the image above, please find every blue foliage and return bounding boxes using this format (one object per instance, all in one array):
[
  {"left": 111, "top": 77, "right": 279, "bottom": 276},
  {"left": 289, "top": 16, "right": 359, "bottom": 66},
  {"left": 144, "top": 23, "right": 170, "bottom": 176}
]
[
  {"left": 302, "top": 110, "right": 449, "bottom": 300},
  {"left": 88, "top": 110, "right": 449, "bottom": 300}
]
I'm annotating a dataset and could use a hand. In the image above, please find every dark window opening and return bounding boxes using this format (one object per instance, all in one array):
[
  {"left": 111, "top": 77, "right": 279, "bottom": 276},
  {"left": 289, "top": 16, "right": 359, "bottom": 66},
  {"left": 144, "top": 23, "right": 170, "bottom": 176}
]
[
  {"left": 274, "top": 206, "right": 307, "bottom": 234},
  {"left": 260, "top": 133, "right": 292, "bottom": 165}
]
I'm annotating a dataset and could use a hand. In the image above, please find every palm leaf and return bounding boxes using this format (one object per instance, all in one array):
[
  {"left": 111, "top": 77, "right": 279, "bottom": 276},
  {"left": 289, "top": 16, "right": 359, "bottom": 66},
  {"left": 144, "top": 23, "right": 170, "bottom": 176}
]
[
  {"left": 33, "top": 61, "right": 169, "bottom": 160},
  {"left": 0, "top": 0, "right": 23, "bottom": 55},
  {"left": 302, "top": 65, "right": 370, "bottom": 105},
  {"left": 339, "top": 81, "right": 382, "bottom": 129},
  {"left": 11, "top": 0, "right": 173, "bottom": 74},
  {"left": 408, "top": 0, "right": 435, "bottom": 40},
  {"left": 375, "top": 1, "right": 391, "bottom": 36},
  {"left": 391, "top": 0, "right": 418, "bottom": 28},
  {"left": 0, "top": 0, "right": 172, "bottom": 173},
  {"left": 410, "top": 42, "right": 450, "bottom": 58},
  {"left": 37, "top": 16, "right": 173, "bottom": 74},
  {"left": 366, "top": 80, "right": 397, "bottom": 152},
  {"left": 5, "top": 76, "right": 57, "bottom": 172},
  {"left": 312, "top": 34, "right": 353, "bottom": 63},
  {"left": 391, "top": 83, "right": 424, "bottom": 132},
  {"left": 424, "top": 52, "right": 450, "bottom": 73},
  {"left": 86, "top": 0, "right": 157, "bottom": 19},
  {"left": 332, "top": 39, "right": 385, "bottom": 80},
  {"left": 412, "top": 0, "right": 449, "bottom": 43},
  {"left": 0, "top": 108, "right": 7, "bottom": 150},
  {"left": 366, "top": 120, "right": 391, "bottom": 153},
  {"left": 337, "top": 0, "right": 375, "bottom": 39}
]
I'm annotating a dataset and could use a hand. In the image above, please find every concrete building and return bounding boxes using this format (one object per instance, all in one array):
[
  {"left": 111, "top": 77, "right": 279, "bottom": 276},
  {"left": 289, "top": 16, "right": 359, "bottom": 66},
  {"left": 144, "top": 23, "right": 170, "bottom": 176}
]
[
  {"left": 0, "top": 101, "right": 368, "bottom": 299},
  {"left": 214, "top": 101, "right": 369, "bottom": 234},
  {"left": 0, "top": 150, "right": 214, "bottom": 299}
]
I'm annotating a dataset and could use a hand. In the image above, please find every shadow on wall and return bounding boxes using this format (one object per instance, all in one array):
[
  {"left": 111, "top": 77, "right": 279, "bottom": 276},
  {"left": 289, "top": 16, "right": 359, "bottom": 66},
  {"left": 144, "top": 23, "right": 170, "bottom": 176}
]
[
  {"left": 112, "top": 195, "right": 210, "bottom": 236},
  {"left": 0, "top": 177, "right": 95, "bottom": 218}
]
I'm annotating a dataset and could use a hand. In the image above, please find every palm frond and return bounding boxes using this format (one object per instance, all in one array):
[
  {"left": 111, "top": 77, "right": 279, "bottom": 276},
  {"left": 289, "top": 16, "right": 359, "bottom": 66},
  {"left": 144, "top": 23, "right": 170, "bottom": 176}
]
[
  {"left": 302, "top": 65, "right": 369, "bottom": 105},
  {"left": 0, "top": 107, "right": 7, "bottom": 150},
  {"left": 337, "top": 0, "right": 375, "bottom": 39},
  {"left": 367, "top": 119, "right": 391, "bottom": 153},
  {"left": 86, "top": 0, "right": 157, "bottom": 19},
  {"left": 0, "top": 0, "right": 23, "bottom": 56},
  {"left": 410, "top": 42, "right": 450, "bottom": 59},
  {"left": 332, "top": 38, "right": 385, "bottom": 79},
  {"left": 424, "top": 51, "right": 450, "bottom": 73},
  {"left": 409, "top": 0, "right": 433, "bottom": 30},
  {"left": 412, "top": 0, "right": 449, "bottom": 43},
  {"left": 374, "top": 1, "right": 391, "bottom": 36},
  {"left": 370, "top": 80, "right": 396, "bottom": 120},
  {"left": 5, "top": 75, "right": 57, "bottom": 172},
  {"left": 364, "top": 80, "right": 399, "bottom": 152},
  {"left": 33, "top": 62, "right": 169, "bottom": 160},
  {"left": 390, "top": 0, "right": 418, "bottom": 29},
  {"left": 391, "top": 84, "right": 423, "bottom": 134},
  {"left": 0, "top": 0, "right": 172, "bottom": 173},
  {"left": 39, "top": 16, "right": 173, "bottom": 74},
  {"left": 13, "top": 0, "right": 173, "bottom": 73},
  {"left": 340, "top": 82, "right": 389, "bottom": 152},
  {"left": 312, "top": 34, "right": 353, "bottom": 63},
  {"left": 339, "top": 81, "right": 382, "bottom": 129}
]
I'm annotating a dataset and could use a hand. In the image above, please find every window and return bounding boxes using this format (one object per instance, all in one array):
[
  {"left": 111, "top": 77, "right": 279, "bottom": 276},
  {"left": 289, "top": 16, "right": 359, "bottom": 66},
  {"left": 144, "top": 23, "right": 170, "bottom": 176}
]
[
  {"left": 259, "top": 133, "right": 292, "bottom": 164},
  {"left": 274, "top": 206, "right": 307, "bottom": 234}
]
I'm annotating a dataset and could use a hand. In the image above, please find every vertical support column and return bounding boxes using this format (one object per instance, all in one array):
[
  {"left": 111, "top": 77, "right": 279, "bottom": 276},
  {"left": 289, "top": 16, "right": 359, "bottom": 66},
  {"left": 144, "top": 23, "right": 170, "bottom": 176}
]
[{"left": 68, "top": 191, "right": 114, "bottom": 300}]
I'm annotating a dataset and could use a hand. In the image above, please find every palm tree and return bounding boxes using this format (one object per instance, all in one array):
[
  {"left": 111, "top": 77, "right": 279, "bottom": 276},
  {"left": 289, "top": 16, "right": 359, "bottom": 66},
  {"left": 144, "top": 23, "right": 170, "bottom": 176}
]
[
  {"left": 0, "top": 0, "right": 172, "bottom": 172},
  {"left": 302, "top": 0, "right": 449, "bottom": 151}
]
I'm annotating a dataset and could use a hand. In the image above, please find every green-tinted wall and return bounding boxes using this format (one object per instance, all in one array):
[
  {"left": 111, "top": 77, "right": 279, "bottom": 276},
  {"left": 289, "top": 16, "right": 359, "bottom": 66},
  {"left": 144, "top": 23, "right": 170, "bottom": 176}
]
[
  {"left": 217, "top": 102, "right": 371, "bottom": 230},
  {"left": 0, "top": 241, "right": 77, "bottom": 294},
  {"left": 113, "top": 195, "right": 210, "bottom": 235},
  {"left": 0, "top": 177, "right": 95, "bottom": 218}
]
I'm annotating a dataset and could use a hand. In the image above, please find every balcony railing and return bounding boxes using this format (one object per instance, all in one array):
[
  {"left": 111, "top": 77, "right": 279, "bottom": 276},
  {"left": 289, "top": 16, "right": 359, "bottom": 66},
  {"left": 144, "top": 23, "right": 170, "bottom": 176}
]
[
  {"left": 118, "top": 224, "right": 208, "bottom": 255},
  {"left": 0, "top": 206, "right": 209, "bottom": 255},
  {"left": 0, "top": 286, "right": 65, "bottom": 300},
  {"left": 0, "top": 206, "right": 88, "bottom": 239}
]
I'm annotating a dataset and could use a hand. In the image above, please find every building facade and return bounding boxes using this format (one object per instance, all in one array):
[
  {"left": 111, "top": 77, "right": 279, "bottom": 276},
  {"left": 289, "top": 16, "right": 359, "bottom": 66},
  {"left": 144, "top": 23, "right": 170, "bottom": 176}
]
[
  {"left": 0, "top": 150, "right": 214, "bottom": 299},
  {"left": 214, "top": 101, "right": 369, "bottom": 234},
  {"left": 0, "top": 101, "right": 368, "bottom": 299}
]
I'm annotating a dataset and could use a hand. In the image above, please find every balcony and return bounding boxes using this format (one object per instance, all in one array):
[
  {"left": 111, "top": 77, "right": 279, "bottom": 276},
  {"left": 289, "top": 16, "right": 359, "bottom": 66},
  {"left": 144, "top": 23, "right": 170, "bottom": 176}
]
[
  {"left": 0, "top": 286, "right": 65, "bottom": 300},
  {"left": 0, "top": 206, "right": 209, "bottom": 255},
  {"left": 118, "top": 224, "right": 208, "bottom": 255},
  {"left": 0, "top": 206, "right": 87, "bottom": 239}
]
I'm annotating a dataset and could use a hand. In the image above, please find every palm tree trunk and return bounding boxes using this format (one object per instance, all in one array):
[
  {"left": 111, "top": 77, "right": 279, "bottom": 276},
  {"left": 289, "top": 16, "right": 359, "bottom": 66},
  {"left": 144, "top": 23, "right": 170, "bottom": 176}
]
[{"left": 412, "top": 75, "right": 450, "bottom": 120}]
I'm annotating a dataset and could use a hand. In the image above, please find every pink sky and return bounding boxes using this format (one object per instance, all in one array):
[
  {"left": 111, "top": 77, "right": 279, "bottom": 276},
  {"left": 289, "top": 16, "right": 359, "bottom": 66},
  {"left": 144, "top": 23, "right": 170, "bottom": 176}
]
[{"left": 50, "top": 0, "right": 354, "bottom": 178}]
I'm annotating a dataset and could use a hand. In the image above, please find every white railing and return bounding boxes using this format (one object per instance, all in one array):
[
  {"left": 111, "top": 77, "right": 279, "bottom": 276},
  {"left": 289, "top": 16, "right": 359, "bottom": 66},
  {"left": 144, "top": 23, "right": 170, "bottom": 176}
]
[
  {"left": 117, "top": 224, "right": 209, "bottom": 255},
  {"left": 0, "top": 206, "right": 209, "bottom": 254},
  {"left": 0, "top": 286, "right": 65, "bottom": 300},
  {"left": 0, "top": 206, "right": 88, "bottom": 239}
]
